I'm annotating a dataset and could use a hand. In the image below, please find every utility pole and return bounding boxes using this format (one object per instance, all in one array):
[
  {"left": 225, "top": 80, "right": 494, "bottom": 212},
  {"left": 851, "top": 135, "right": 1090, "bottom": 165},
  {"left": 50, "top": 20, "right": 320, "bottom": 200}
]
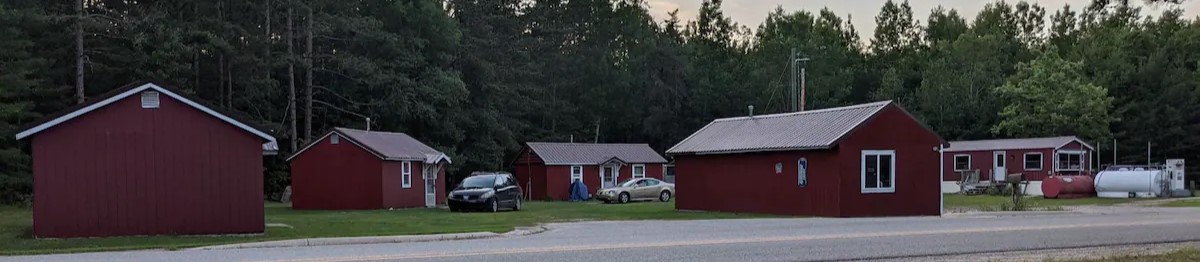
[
  {"left": 792, "top": 52, "right": 811, "bottom": 112},
  {"left": 75, "top": 0, "right": 85, "bottom": 104},
  {"left": 1113, "top": 139, "right": 1117, "bottom": 165},
  {"left": 1147, "top": 141, "right": 1151, "bottom": 166},
  {"left": 790, "top": 48, "right": 797, "bottom": 112}
]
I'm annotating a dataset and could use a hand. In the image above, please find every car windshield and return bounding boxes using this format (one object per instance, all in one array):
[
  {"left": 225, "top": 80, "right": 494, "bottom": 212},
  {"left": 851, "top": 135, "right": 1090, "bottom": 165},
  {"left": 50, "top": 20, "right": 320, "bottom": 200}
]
[
  {"left": 618, "top": 179, "right": 639, "bottom": 187},
  {"left": 459, "top": 175, "right": 497, "bottom": 189}
]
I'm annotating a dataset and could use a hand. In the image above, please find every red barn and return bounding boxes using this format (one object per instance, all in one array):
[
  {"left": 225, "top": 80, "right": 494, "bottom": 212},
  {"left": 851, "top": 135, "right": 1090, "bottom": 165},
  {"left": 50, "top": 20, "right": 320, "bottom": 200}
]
[
  {"left": 512, "top": 142, "right": 668, "bottom": 200},
  {"left": 666, "top": 101, "right": 944, "bottom": 217},
  {"left": 288, "top": 128, "right": 451, "bottom": 210},
  {"left": 16, "top": 81, "right": 276, "bottom": 238},
  {"left": 942, "top": 136, "right": 1095, "bottom": 195}
]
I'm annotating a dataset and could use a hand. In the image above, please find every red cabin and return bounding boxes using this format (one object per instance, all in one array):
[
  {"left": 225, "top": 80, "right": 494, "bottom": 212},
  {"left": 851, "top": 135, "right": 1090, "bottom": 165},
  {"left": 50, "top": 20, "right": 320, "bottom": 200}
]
[
  {"left": 942, "top": 136, "right": 1095, "bottom": 196},
  {"left": 667, "top": 101, "right": 944, "bottom": 217},
  {"left": 288, "top": 127, "right": 451, "bottom": 210},
  {"left": 512, "top": 142, "right": 668, "bottom": 200},
  {"left": 17, "top": 81, "right": 277, "bottom": 238}
]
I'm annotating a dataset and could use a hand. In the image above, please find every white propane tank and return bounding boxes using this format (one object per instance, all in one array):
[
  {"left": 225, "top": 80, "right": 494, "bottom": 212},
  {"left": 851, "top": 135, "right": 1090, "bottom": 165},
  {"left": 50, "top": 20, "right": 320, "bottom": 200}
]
[{"left": 1094, "top": 170, "right": 1165, "bottom": 198}]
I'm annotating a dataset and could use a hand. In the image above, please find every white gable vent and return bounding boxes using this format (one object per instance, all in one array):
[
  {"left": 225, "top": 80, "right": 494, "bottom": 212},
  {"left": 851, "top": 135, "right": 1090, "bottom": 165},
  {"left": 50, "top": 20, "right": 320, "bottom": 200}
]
[
  {"left": 141, "top": 91, "right": 160, "bottom": 108},
  {"left": 330, "top": 134, "right": 340, "bottom": 144}
]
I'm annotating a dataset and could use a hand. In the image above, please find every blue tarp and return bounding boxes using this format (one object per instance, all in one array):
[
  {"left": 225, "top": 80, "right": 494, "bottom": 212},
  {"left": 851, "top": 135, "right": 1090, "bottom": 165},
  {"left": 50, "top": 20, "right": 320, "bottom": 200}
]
[{"left": 569, "top": 180, "right": 590, "bottom": 201}]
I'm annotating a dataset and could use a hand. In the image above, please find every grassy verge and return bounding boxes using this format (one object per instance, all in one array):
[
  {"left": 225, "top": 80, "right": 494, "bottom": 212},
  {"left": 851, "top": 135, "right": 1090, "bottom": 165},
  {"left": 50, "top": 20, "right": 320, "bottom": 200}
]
[
  {"left": 1, "top": 201, "right": 765, "bottom": 256},
  {"left": 1067, "top": 248, "right": 1200, "bottom": 262},
  {"left": 943, "top": 195, "right": 1139, "bottom": 212},
  {"left": 1159, "top": 199, "right": 1200, "bottom": 207}
]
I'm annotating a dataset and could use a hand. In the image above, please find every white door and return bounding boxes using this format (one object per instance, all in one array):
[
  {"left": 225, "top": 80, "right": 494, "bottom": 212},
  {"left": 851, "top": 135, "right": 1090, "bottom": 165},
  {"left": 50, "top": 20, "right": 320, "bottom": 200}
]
[
  {"left": 993, "top": 151, "right": 1006, "bottom": 182},
  {"left": 601, "top": 166, "right": 617, "bottom": 188},
  {"left": 424, "top": 166, "right": 437, "bottom": 208}
]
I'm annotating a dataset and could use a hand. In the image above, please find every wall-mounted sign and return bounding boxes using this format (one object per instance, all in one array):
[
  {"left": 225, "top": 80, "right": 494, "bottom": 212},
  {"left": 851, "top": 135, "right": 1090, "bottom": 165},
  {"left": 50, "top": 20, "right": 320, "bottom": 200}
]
[
  {"left": 775, "top": 162, "right": 783, "bottom": 174},
  {"left": 798, "top": 158, "right": 808, "bottom": 187}
]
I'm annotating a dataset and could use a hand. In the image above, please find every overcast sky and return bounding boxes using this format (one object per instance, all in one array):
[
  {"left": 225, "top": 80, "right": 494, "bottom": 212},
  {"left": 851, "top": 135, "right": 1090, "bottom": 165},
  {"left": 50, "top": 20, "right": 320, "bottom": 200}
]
[{"left": 647, "top": 0, "right": 1200, "bottom": 38}]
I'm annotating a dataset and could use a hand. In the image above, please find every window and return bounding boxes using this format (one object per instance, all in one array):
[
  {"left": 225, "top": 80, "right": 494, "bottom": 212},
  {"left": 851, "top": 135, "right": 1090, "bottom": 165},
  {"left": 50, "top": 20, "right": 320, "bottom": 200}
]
[
  {"left": 632, "top": 164, "right": 645, "bottom": 179},
  {"left": 141, "top": 91, "right": 160, "bottom": 108},
  {"left": 494, "top": 175, "right": 507, "bottom": 187},
  {"left": 330, "top": 134, "right": 340, "bottom": 144},
  {"left": 953, "top": 155, "right": 971, "bottom": 171},
  {"left": 1024, "top": 153, "right": 1043, "bottom": 171},
  {"left": 636, "top": 179, "right": 650, "bottom": 187},
  {"left": 401, "top": 161, "right": 412, "bottom": 188},
  {"left": 646, "top": 179, "right": 660, "bottom": 186},
  {"left": 861, "top": 150, "right": 896, "bottom": 193},
  {"left": 570, "top": 165, "right": 583, "bottom": 183},
  {"left": 1056, "top": 151, "right": 1084, "bottom": 171},
  {"left": 797, "top": 158, "right": 808, "bottom": 187}
]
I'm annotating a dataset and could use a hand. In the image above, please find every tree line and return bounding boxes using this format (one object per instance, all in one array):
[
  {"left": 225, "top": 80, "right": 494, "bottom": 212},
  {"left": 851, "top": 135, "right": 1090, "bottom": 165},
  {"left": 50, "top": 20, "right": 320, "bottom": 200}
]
[{"left": 0, "top": 0, "right": 1197, "bottom": 203}]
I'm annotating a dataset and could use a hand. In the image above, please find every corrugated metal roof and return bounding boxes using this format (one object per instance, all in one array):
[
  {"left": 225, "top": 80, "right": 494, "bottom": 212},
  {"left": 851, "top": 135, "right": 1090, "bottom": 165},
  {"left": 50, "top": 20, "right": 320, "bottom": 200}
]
[
  {"left": 666, "top": 101, "right": 892, "bottom": 155},
  {"left": 335, "top": 128, "right": 449, "bottom": 163},
  {"left": 527, "top": 142, "right": 668, "bottom": 165},
  {"left": 287, "top": 127, "right": 450, "bottom": 163},
  {"left": 945, "top": 136, "right": 1093, "bottom": 152}
]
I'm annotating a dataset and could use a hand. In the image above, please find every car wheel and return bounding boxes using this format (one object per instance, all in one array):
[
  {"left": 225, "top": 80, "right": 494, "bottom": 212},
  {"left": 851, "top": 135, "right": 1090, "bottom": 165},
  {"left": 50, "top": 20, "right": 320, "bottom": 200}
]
[
  {"left": 489, "top": 198, "right": 499, "bottom": 213},
  {"left": 618, "top": 192, "right": 630, "bottom": 204},
  {"left": 513, "top": 198, "right": 522, "bottom": 211},
  {"left": 659, "top": 191, "right": 672, "bottom": 202}
]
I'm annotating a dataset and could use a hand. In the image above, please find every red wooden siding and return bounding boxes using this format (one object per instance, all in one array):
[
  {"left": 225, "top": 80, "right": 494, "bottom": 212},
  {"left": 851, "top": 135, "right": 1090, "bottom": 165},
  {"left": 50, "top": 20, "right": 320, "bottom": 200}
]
[
  {"left": 291, "top": 135, "right": 384, "bottom": 209},
  {"left": 513, "top": 148, "right": 665, "bottom": 200},
  {"left": 673, "top": 105, "right": 941, "bottom": 217},
  {"left": 381, "top": 161, "right": 446, "bottom": 208},
  {"left": 292, "top": 135, "right": 443, "bottom": 210},
  {"left": 942, "top": 141, "right": 1093, "bottom": 182},
  {"left": 836, "top": 105, "right": 942, "bottom": 217},
  {"left": 32, "top": 93, "right": 264, "bottom": 238},
  {"left": 675, "top": 150, "right": 842, "bottom": 216}
]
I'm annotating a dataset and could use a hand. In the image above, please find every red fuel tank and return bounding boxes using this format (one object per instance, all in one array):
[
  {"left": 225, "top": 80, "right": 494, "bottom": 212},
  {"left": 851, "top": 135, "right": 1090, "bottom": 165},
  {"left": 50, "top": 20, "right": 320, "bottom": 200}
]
[{"left": 1042, "top": 175, "right": 1095, "bottom": 199}]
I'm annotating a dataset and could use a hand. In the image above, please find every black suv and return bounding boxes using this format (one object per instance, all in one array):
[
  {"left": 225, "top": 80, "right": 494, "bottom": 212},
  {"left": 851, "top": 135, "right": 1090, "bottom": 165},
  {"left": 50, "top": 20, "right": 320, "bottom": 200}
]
[{"left": 448, "top": 172, "right": 523, "bottom": 212}]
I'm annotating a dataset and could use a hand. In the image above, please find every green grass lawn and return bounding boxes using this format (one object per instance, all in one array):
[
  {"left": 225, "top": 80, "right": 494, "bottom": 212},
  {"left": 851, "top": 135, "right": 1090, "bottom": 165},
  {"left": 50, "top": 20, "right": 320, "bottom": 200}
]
[
  {"left": 0, "top": 201, "right": 765, "bottom": 256},
  {"left": 943, "top": 194, "right": 1139, "bottom": 211},
  {"left": 1068, "top": 248, "right": 1200, "bottom": 262},
  {"left": 1160, "top": 199, "right": 1200, "bottom": 207}
]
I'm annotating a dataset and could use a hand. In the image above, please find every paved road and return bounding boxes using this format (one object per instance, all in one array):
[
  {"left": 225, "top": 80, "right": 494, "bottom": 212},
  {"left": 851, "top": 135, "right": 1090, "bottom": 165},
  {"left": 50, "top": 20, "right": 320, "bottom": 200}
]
[{"left": 7, "top": 206, "right": 1200, "bottom": 262}]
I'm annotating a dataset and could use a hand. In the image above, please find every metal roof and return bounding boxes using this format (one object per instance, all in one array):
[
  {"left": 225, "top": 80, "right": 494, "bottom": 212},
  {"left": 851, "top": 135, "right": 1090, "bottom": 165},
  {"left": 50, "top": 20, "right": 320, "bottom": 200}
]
[
  {"left": 666, "top": 101, "right": 892, "bottom": 155},
  {"left": 288, "top": 127, "right": 450, "bottom": 163},
  {"left": 526, "top": 142, "right": 668, "bottom": 165},
  {"left": 15, "top": 81, "right": 276, "bottom": 143},
  {"left": 945, "top": 136, "right": 1094, "bottom": 152}
]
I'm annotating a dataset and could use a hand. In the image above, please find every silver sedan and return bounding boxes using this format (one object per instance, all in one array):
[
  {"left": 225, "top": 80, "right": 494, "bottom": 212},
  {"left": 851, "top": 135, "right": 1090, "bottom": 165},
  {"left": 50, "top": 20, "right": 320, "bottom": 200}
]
[{"left": 595, "top": 178, "right": 675, "bottom": 204}]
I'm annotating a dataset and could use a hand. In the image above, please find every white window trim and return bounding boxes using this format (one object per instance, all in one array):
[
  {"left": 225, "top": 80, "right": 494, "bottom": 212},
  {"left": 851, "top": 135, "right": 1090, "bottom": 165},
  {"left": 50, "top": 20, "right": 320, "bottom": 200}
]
[
  {"left": 861, "top": 150, "right": 897, "bottom": 194},
  {"left": 570, "top": 165, "right": 583, "bottom": 184},
  {"left": 401, "top": 161, "right": 412, "bottom": 188},
  {"left": 1024, "top": 152, "right": 1043, "bottom": 171},
  {"left": 953, "top": 154, "right": 971, "bottom": 172},
  {"left": 632, "top": 164, "right": 646, "bottom": 179},
  {"left": 1055, "top": 150, "right": 1085, "bottom": 172}
]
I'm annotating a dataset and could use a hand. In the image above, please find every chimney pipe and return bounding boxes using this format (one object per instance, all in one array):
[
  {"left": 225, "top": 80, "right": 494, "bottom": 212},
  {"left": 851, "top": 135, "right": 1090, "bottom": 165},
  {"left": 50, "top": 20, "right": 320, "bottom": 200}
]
[{"left": 748, "top": 105, "right": 755, "bottom": 117}]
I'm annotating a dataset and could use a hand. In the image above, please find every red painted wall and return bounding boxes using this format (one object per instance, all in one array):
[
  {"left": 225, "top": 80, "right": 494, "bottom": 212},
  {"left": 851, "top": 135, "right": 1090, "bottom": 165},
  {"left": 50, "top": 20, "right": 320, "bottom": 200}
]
[
  {"left": 674, "top": 105, "right": 941, "bottom": 217},
  {"left": 675, "top": 150, "right": 842, "bottom": 216},
  {"left": 31, "top": 93, "right": 264, "bottom": 237},
  {"left": 512, "top": 147, "right": 665, "bottom": 200},
  {"left": 291, "top": 135, "right": 383, "bottom": 210},
  {"left": 293, "top": 135, "right": 444, "bottom": 209},
  {"left": 943, "top": 141, "right": 1093, "bottom": 182},
  {"left": 836, "top": 105, "right": 942, "bottom": 217}
]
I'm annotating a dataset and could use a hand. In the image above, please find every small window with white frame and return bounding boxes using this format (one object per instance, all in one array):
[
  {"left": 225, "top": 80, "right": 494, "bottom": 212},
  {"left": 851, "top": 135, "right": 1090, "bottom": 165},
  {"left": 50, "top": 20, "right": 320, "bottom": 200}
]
[
  {"left": 1056, "top": 151, "right": 1084, "bottom": 171},
  {"left": 330, "top": 134, "right": 340, "bottom": 144},
  {"left": 570, "top": 165, "right": 583, "bottom": 183},
  {"left": 632, "top": 164, "right": 645, "bottom": 179},
  {"left": 953, "top": 155, "right": 970, "bottom": 171},
  {"left": 862, "top": 150, "right": 896, "bottom": 194},
  {"left": 1024, "top": 153, "right": 1043, "bottom": 171},
  {"left": 401, "top": 161, "right": 412, "bottom": 188}
]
